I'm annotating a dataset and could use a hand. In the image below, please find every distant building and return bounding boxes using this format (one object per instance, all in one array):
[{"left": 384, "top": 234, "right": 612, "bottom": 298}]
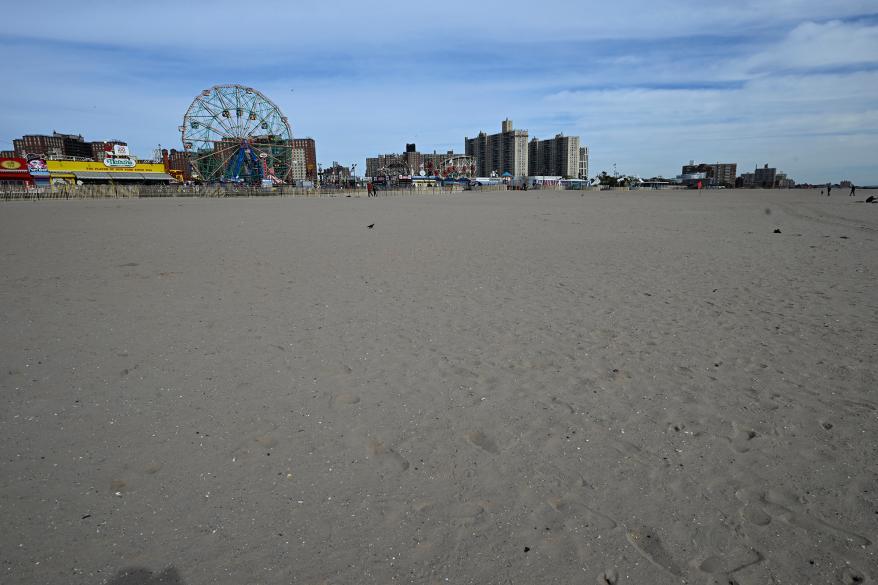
[
  {"left": 366, "top": 154, "right": 404, "bottom": 179},
  {"left": 735, "top": 164, "right": 794, "bottom": 188},
  {"left": 324, "top": 161, "right": 353, "bottom": 185},
  {"left": 528, "top": 134, "right": 581, "bottom": 178},
  {"left": 776, "top": 173, "right": 795, "bottom": 188},
  {"left": 579, "top": 146, "right": 589, "bottom": 180},
  {"left": 291, "top": 138, "right": 317, "bottom": 182},
  {"left": 289, "top": 148, "right": 307, "bottom": 183},
  {"left": 754, "top": 164, "right": 777, "bottom": 188},
  {"left": 465, "top": 118, "right": 528, "bottom": 177},
  {"left": 13, "top": 134, "right": 65, "bottom": 158},
  {"left": 681, "top": 161, "right": 737, "bottom": 187},
  {"left": 0, "top": 150, "right": 14, "bottom": 158},
  {"left": 11, "top": 132, "right": 124, "bottom": 161},
  {"left": 162, "top": 148, "right": 193, "bottom": 182},
  {"left": 367, "top": 144, "right": 474, "bottom": 179},
  {"left": 91, "top": 140, "right": 128, "bottom": 161},
  {"left": 737, "top": 172, "right": 756, "bottom": 188}
]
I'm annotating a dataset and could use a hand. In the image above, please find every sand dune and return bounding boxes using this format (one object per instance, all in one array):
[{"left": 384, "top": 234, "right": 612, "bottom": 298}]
[{"left": 1, "top": 189, "right": 875, "bottom": 584}]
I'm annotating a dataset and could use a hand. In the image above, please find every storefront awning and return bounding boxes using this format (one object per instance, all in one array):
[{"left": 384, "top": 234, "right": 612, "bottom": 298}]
[
  {"left": 104, "top": 173, "right": 145, "bottom": 181},
  {"left": 138, "top": 172, "right": 175, "bottom": 181},
  {"left": 71, "top": 171, "right": 115, "bottom": 180},
  {"left": 50, "top": 170, "right": 175, "bottom": 182}
]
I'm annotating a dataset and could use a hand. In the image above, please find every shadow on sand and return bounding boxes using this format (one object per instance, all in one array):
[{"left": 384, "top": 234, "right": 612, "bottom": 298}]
[{"left": 105, "top": 567, "right": 185, "bottom": 585}]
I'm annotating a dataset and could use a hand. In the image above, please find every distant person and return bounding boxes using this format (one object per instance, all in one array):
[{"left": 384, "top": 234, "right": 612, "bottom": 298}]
[
  {"left": 849, "top": 184, "right": 856, "bottom": 197},
  {"left": 827, "top": 183, "right": 832, "bottom": 197},
  {"left": 367, "top": 182, "right": 374, "bottom": 197}
]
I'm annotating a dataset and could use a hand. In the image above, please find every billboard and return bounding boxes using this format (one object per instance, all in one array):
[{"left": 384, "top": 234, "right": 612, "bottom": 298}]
[
  {"left": 113, "top": 144, "right": 130, "bottom": 156},
  {"left": 26, "top": 156, "right": 49, "bottom": 178}
]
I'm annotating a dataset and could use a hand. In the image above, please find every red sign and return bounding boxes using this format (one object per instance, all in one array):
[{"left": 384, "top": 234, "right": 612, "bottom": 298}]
[{"left": 0, "top": 157, "right": 33, "bottom": 181}]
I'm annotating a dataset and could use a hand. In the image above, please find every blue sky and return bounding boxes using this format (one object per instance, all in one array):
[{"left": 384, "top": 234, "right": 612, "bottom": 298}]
[{"left": 1, "top": 1, "right": 877, "bottom": 183}]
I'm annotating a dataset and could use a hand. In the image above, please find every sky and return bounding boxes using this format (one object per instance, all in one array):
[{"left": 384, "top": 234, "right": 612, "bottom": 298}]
[{"left": 1, "top": 1, "right": 877, "bottom": 184}]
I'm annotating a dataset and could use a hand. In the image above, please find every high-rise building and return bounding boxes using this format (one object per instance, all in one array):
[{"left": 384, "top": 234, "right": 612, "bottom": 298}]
[
  {"left": 289, "top": 148, "right": 307, "bottom": 182},
  {"left": 527, "top": 134, "right": 581, "bottom": 178},
  {"left": 579, "top": 146, "right": 589, "bottom": 180},
  {"left": 465, "top": 118, "right": 528, "bottom": 177},
  {"left": 291, "top": 138, "right": 317, "bottom": 181}
]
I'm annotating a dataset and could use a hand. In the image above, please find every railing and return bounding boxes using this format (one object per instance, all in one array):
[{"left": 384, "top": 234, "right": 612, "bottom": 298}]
[
  {"left": 0, "top": 182, "right": 633, "bottom": 201},
  {"left": 0, "top": 183, "right": 473, "bottom": 201}
]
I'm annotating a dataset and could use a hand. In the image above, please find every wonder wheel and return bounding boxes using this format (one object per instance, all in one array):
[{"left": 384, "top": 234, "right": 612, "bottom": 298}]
[{"left": 181, "top": 84, "right": 293, "bottom": 184}]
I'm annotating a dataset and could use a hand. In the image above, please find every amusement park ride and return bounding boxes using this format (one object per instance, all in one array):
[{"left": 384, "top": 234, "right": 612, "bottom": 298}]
[{"left": 180, "top": 84, "right": 294, "bottom": 185}]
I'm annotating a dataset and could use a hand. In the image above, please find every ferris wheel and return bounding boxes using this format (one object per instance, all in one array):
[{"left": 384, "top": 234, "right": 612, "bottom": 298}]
[{"left": 180, "top": 84, "right": 294, "bottom": 184}]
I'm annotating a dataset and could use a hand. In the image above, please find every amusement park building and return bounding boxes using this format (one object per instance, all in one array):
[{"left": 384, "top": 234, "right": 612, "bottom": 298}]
[
  {"left": 45, "top": 159, "right": 174, "bottom": 184},
  {"left": 528, "top": 134, "right": 581, "bottom": 179},
  {"left": 465, "top": 118, "right": 528, "bottom": 177}
]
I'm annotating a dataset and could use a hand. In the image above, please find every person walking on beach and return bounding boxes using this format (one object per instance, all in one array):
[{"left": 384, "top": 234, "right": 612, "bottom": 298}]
[
  {"left": 849, "top": 184, "right": 856, "bottom": 197},
  {"left": 827, "top": 183, "right": 832, "bottom": 196},
  {"left": 367, "top": 182, "right": 374, "bottom": 197}
]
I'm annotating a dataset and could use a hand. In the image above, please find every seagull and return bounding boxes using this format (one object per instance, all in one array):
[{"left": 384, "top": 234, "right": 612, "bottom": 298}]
[
  {"left": 866, "top": 195, "right": 875, "bottom": 203},
  {"left": 367, "top": 223, "right": 375, "bottom": 229}
]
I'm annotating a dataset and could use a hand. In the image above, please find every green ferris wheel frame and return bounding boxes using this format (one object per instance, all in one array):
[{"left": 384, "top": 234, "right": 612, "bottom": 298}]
[{"left": 180, "top": 84, "right": 294, "bottom": 184}]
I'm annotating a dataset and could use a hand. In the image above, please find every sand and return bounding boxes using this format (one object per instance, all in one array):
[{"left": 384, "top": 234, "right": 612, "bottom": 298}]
[{"left": 1, "top": 188, "right": 876, "bottom": 585}]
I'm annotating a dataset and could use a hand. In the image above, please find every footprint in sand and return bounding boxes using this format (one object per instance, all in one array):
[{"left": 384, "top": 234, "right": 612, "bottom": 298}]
[
  {"left": 839, "top": 566, "right": 867, "bottom": 584},
  {"left": 739, "top": 504, "right": 772, "bottom": 526},
  {"left": 333, "top": 392, "right": 361, "bottom": 406},
  {"left": 254, "top": 435, "right": 277, "bottom": 448},
  {"left": 625, "top": 525, "right": 683, "bottom": 577},
  {"left": 736, "top": 488, "right": 871, "bottom": 546},
  {"left": 546, "top": 496, "right": 617, "bottom": 531},
  {"left": 367, "top": 438, "right": 409, "bottom": 472},
  {"left": 464, "top": 430, "right": 500, "bottom": 454},
  {"left": 696, "top": 547, "right": 763, "bottom": 575},
  {"left": 143, "top": 462, "right": 163, "bottom": 474},
  {"left": 727, "top": 423, "right": 759, "bottom": 453},
  {"left": 549, "top": 396, "right": 576, "bottom": 414}
]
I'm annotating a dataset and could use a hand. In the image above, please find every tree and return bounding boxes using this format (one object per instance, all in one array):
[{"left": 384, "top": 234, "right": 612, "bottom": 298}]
[{"left": 597, "top": 171, "right": 618, "bottom": 187}]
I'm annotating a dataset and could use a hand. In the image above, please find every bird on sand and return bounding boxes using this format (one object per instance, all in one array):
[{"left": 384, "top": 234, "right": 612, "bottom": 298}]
[
  {"left": 866, "top": 195, "right": 875, "bottom": 203},
  {"left": 367, "top": 223, "right": 375, "bottom": 229},
  {"left": 773, "top": 228, "right": 782, "bottom": 234}
]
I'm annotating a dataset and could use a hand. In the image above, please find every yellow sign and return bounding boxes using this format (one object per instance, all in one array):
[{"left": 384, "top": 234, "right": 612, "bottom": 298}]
[
  {"left": 1, "top": 160, "right": 22, "bottom": 169},
  {"left": 47, "top": 160, "right": 166, "bottom": 173}
]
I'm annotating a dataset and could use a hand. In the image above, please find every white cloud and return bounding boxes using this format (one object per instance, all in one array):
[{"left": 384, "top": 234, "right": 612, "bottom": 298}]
[{"left": 743, "top": 20, "right": 878, "bottom": 72}]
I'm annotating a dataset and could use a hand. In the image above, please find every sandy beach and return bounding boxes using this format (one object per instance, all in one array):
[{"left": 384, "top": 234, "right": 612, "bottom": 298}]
[{"left": 1, "top": 188, "right": 876, "bottom": 585}]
